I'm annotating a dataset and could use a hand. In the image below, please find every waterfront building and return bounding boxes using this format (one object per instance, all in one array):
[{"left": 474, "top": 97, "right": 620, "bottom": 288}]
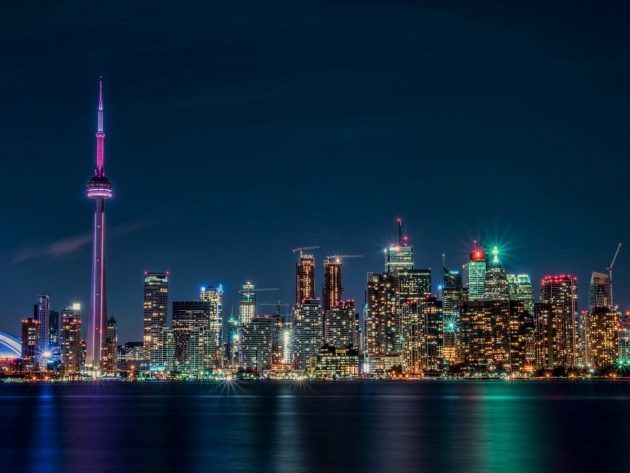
[
  {"left": 296, "top": 253, "right": 316, "bottom": 304},
  {"left": 86, "top": 79, "right": 113, "bottom": 370},
  {"left": 443, "top": 268, "right": 463, "bottom": 364},
  {"left": 325, "top": 300, "right": 356, "bottom": 347},
  {"left": 21, "top": 318, "right": 40, "bottom": 368},
  {"left": 61, "top": 310, "right": 82, "bottom": 374},
  {"left": 508, "top": 300, "right": 536, "bottom": 375},
  {"left": 143, "top": 272, "right": 169, "bottom": 366},
  {"left": 293, "top": 299, "right": 323, "bottom": 370},
  {"left": 585, "top": 307, "right": 619, "bottom": 369},
  {"left": 153, "top": 327, "right": 175, "bottom": 370},
  {"left": 537, "top": 275, "right": 578, "bottom": 368},
  {"left": 423, "top": 297, "right": 443, "bottom": 371},
  {"left": 507, "top": 274, "right": 535, "bottom": 316},
  {"left": 241, "top": 316, "right": 274, "bottom": 372},
  {"left": 313, "top": 345, "right": 360, "bottom": 379},
  {"left": 172, "top": 300, "right": 212, "bottom": 368},
  {"left": 401, "top": 301, "right": 423, "bottom": 375},
  {"left": 366, "top": 272, "right": 400, "bottom": 358}
]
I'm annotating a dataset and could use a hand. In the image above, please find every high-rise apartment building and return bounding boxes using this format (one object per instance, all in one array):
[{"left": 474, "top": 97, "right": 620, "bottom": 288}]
[
  {"left": 241, "top": 316, "right": 274, "bottom": 372},
  {"left": 61, "top": 307, "right": 82, "bottom": 374},
  {"left": 508, "top": 300, "right": 536, "bottom": 375},
  {"left": 293, "top": 299, "right": 323, "bottom": 370},
  {"left": 324, "top": 300, "right": 356, "bottom": 347},
  {"left": 537, "top": 275, "right": 578, "bottom": 369},
  {"left": 365, "top": 272, "right": 400, "bottom": 358},
  {"left": 143, "top": 272, "right": 169, "bottom": 365},
  {"left": 323, "top": 258, "right": 342, "bottom": 312},
  {"left": 21, "top": 318, "right": 40, "bottom": 368},
  {"left": 296, "top": 254, "right": 316, "bottom": 304},
  {"left": 585, "top": 307, "right": 619, "bottom": 369},
  {"left": 443, "top": 268, "right": 463, "bottom": 364},
  {"left": 49, "top": 310, "right": 60, "bottom": 347},
  {"left": 398, "top": 269, "right": 431, "bottom": 302},
  {"left": 172, "top": 300, "right": 212, "bottom": 368}
]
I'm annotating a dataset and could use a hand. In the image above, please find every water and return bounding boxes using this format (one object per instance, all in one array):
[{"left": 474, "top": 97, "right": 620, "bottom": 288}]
[{"left": 1, "top": 380, "right": 629, "bottom": 473}]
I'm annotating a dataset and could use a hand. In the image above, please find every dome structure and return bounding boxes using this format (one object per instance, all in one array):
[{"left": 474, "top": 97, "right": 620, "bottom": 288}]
[{"left": 0, "top": 332, "right": 21, "bottom": 359}]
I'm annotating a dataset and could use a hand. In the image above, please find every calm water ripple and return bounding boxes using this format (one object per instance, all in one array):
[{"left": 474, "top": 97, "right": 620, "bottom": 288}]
[{"left": 1, "top": 380, "right": 629, "bottom": 473}]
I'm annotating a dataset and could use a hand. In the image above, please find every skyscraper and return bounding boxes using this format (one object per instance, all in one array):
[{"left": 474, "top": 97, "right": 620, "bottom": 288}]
[
  {"left": 507, "top": 274, "right": 535, "bottom": 316},
  {"left": 293, "top": 299, "right": 323, "bottom": 370},
  {"left": 21, "top": 318, "right": 40, "bottom": 368},
  {"left": 323, "top": 258, "right": 342, "bottom": 312},
  {"left": 101, "top": 315, "right": 118, "bottom": 374},
  {"left": 365, "top": 272, "right": 400, "bottom": 358},
  {"left": 483, "top": 247, "right": 510, "bottom": 301},
  {"left": 241, "top": 316, "right": 274, "bottom": 372},
  {"left": 538, "top": 275, "right": 578, "bottom": 368},
  {"left": 239, "top": 281, "right": 256, "bottom": 325},
  {"left": 588, "top": 272, "right": 609, "bottom": 312},
  {"left": 296, "top": 253, "right": 316, "bottom": 304},
  {"left": 49, "top": 310, "right": 60, "bottom": 347},
  {"left": 200, "top": 285, "right": 224, "bottom": 368},
  {"left": 462, "top": 247, "right": 486, "bottom": 301},
  {"left": 325, "top": 300, "right": 356, "bottom": 347},
  {"left": 384, "top": 218, "right": 413, "bottom": 273},
  {"left": 61, "top": 306, "right": 82, "bottom": 374},
  {"left": 172, "top": 300, "right": 212, "bottom": 368},
  {"left": 86, "top": 79, "right": 113, "bottom": 370},
  {"left": 35, "top": 294, "right": 50, "bottom": 356},
  {"left": 584, "top": 307, "right": 619, "bottom": 369},
  {"left": 143, "top": 272, "right": 169, "bottom": 364}
]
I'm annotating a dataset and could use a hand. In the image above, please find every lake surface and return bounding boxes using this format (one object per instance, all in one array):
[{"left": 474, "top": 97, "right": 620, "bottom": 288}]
[{"left": 1, "top": 380, "right": 629, "bottom": 473}]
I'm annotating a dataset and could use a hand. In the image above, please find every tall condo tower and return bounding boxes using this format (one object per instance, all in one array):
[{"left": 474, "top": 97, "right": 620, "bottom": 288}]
[{"left": 86, "top": 78, "right": 114, "bottom": 369}]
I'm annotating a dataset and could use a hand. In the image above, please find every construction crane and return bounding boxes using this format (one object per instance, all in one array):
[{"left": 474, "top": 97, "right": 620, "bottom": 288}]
[
  {"left": 607, "top": 243, "right": 622, "bottom": 308},
  {"left": 292, "top": 246, "right": 319, "bottom": 257},
  {"left": 325, "top": 254, "right": 363, "bottom": 264},
  {"left": 259, "top": 300, "right": 291, "bottom": 316}
]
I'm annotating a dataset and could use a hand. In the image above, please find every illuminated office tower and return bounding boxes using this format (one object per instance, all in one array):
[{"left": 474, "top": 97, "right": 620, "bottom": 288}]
[
  {"left": 293, "top": 299, "right": 323, "bottom": 370},
  {"left": 172, "top": 300, "right": 212, "bottom": 368},
  {"left": 401, "top": 301, "right": 423, "bottom": 374},
  {"left": 143, "top": 272, "right": 169, "bottom": 365},
  {"left": 86, "top": 79, "right": 113, "bottom": 370},
  {"left": 443, "top": 268, "right": 463, "bottom": 363},
  {"left": 619, "top": 312, "right": 630, "bottom": 364},
  {"left": 200, "top": 285, "right": 224, "bottom": 369},
  {"left": 398, "top": 269, "right": 431, "bottom": 302},
  {"left": 537, "top": 275, "right": 578, "bottom": 368},
  {"left": 49, "top": 310, "right": 60, "bottom": 347},
  {"left": 101, "top": 315, "right": 118, "bottom": 374},
  {"left": 462, "top": 248, "right": 486, "bottom": 301},
  {"left": 457, "top": 301, "right": 489, "bottom": 367},
  {"left": 273, "top": 317, "right": 293, "bottom": 366},
  {"left": 296, "top": 253, "right": 316, "bottom": 304},
  {"left": 483, "top": 247, "right": 510, "bottom": 301},
  {"left": 365, "top": 272, "right": 400, "bottom": 358},
  {"left": 323, "top": 258, "right": 342, "bottom": 312},
  {"left": 507, "top": 274, "right": 535, "bottom": 316},
  {"left": 21, "top": 318, "right": 40, "bottom": 368},
  {"left": 241, "top": 316, "right": 274, "bottom": 372},
  {"left": 585, "top": 307, "right": 619, "bottom": 369},
  {"left": 35, "top": 294, "right": 50, "bottom": 356},
  {"left": 61, "top": 311, "right": 82, "bottom": 374},
  {"left": 423, "top": 297, "right": 443, "bottom": 371},
  {"left": 325, "top": 300, "right": 356, "bottom": 347},
  {"left": 385, "top": 219, "right": 413, "bottom": 273},
  {"left": 588, "top": 272, "right": 609, "bottom": 312},
  {"left": 508, "top": 300, "right": 535, "bottom": 375},
  {"left": 239, "top": 282, "right": 256, "bottom": 325}
]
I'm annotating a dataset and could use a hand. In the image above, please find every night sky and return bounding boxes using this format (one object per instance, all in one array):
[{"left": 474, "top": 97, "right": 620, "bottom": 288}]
[{"left": 1, "top": 0, "right": 629, "bottom": 342}]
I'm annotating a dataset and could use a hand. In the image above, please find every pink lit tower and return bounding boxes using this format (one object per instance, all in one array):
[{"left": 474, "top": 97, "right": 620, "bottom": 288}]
[{"left": 85, "top": 78, "right": 113, "bottom": 370}]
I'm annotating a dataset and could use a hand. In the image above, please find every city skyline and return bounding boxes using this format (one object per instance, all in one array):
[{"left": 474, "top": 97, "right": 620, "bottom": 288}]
[{"left": 1, "top": 1, "right": 629, "bottom": 343}]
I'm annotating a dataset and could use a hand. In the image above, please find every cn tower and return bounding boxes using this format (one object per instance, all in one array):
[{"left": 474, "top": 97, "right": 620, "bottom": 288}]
[{"left": 86, "top": 78, "right": 113, "bottom": 369}]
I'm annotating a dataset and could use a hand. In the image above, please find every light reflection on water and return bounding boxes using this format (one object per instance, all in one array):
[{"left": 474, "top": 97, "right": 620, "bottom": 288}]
[{"left": 1, "top": 381, "right": 629, "bottom": 473}]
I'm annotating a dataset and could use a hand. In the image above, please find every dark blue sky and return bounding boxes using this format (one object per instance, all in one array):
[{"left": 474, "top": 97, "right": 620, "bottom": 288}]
[{"left": 1, "top": 0, "right": 629, "bottom": 342}]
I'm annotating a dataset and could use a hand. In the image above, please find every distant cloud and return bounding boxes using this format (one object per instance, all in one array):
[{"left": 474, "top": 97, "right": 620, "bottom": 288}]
[{"left": 14, "top": 220, "right": 152, "bottom": 262}]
